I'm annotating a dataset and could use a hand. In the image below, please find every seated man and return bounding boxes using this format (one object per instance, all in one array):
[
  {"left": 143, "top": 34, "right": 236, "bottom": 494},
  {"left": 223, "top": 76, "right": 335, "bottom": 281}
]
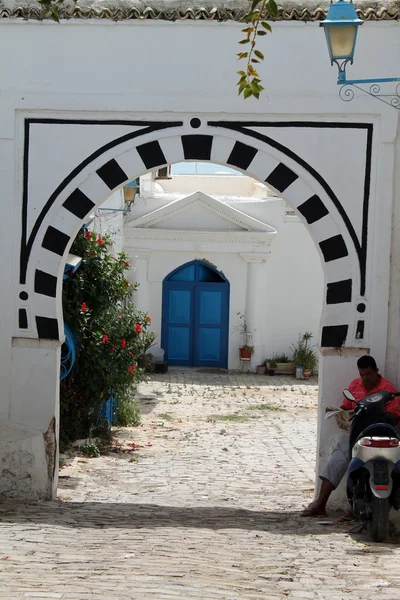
[{"left": 302, "top": 355, "right": 400, "bottom": 517}]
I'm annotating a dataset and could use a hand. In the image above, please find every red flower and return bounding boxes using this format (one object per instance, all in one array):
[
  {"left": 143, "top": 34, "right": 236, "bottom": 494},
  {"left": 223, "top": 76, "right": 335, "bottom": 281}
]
[
  {"left": 97, "top": 235, "right": 103, "bottom": 246},
  {"left": 135, "top": 324, "right": 142, "bottom": 334},
  {"left": 125, "top": 261, "right": 130, "bottom": 267},
  {"left": 121, "top": 339, "right": 127, "bottom": 349},
  {"left": 128, "top": 364, "right": 136, "bottom": 373},
  {"left": 80, "top": 302, "right": 87, "bottom": 312},
  {"left": 101, "top": 335, "right": 108, "bottom": 344},
  {"left": 146, "top": 315, "right": 152, "bottom": 324},
  {"left": 111, "top": 345, "right": 115, "bottom": 352},
  {"left": 85, "top": 229, "right": 91, "bottom": 240},
  {"left": 125, "top": 282, "right": 130, "bottom": 288}
]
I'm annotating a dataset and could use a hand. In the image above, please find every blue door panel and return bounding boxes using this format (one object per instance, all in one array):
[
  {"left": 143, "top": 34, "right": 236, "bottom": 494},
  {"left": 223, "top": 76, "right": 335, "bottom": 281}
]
[
  {"left": 168, "top": 327, "right": 191, "bottom": 361},
  {"left": 169, "top": 289, "right": 191, "bottom": 323},
  {"left": 199, "top": 328, "right": 221, "bottom": 361},
  {"left": 194, "top": 283, "right": 229, "bottom": 368},
  {"left": 162, "top": 261, "right": 229, "bottom": 368},
  {"left": 199, "top": 290, "right": 222, "bottom": 325},
  {"left": 162, "top": 283, "right": 193, "bottom": 366}
]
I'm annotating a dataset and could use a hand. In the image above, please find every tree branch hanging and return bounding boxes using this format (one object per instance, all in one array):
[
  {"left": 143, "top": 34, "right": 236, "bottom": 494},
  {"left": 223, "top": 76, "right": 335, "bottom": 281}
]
[{"left": 237, "top": 0, "right": 278, "bottom": 99}]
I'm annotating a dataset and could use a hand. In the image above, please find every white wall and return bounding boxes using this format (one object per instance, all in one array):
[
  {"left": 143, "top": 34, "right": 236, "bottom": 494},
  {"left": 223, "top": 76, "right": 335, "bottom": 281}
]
[
  {"left": 93, "top": 189, "right": 125, "bottom": 256},
  {"left": 0, "top": 20, "right": 399, "bottom": 106},
  {"left": 124, "top": 194, "right": 323, "bottom": 370},
  {"left": 159, "top": 174, "right": 271, "bottom": 197},
  {"left": 253, "top": 200, "right": 323, "bottom": 361},
  {"left": 0, "top": 13, "right": 399, "bottom": 500}
]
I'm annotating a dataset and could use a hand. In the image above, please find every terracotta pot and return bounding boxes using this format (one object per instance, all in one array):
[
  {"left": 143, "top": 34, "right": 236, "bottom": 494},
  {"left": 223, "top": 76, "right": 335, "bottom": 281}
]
[
  {"left": 240, "top": 348, "right": 252, "bottom": 359},
  {"left": 303, "top": 369, "right": 312, "bottom": 378},
  {"left": 256, "top": 365, "right": 266, "bottom": 375}
]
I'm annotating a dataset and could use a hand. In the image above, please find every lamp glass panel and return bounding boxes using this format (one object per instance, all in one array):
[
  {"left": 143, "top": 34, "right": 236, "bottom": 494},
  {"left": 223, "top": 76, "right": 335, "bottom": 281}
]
[{"left": 327, "top": 25, "right": 357, "bottom": 59}]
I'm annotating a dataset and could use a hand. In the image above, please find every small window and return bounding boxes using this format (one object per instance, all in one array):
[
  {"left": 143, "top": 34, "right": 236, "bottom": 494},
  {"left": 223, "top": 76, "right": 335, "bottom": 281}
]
[{"left": 155, "top": 165, "right": 172, "bottom": 180}]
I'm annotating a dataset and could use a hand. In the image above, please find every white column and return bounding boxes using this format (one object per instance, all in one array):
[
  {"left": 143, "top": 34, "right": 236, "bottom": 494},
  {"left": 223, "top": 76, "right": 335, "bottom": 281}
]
[
  {"left": 240, "top": 253, "right": 270, "bottom": 368},
  {"left": 127, "top": 249, "right": 152, "bottom": 312},
  {"left": 316, "top": 347, "right": 370, "bottom": 509}
]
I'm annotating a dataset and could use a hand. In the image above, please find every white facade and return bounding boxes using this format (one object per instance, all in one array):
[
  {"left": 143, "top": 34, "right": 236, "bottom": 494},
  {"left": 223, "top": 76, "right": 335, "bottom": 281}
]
[
  {"left": 120, "top": 171, "right": 323, "bottom": 369},
  {"left": 0, "top": 0, "right": 399, "bottom": 504}
]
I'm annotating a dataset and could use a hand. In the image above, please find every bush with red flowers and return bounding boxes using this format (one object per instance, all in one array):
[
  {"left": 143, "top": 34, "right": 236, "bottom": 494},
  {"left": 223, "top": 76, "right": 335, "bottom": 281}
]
[{"left": 61, "top": 229, "right": 155, "bottom": 446}]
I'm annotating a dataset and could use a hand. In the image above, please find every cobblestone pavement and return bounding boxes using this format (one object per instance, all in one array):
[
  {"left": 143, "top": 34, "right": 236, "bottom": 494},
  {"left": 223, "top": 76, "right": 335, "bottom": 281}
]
[{"left": 1, "top": 370, "right": 400, "bottom": 600}]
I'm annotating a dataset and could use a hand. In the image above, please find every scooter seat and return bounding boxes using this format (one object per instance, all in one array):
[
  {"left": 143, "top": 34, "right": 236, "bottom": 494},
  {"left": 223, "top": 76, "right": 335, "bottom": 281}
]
[{"left": 355, "top": 422, "right": 400, "bottom": 444}]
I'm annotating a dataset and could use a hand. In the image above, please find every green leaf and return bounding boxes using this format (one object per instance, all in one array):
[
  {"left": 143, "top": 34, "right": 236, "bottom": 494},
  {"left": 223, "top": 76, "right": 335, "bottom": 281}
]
[
  {"left": 267, "top": 0, "right": 278, "bottom": 17},
  {"left": 261, "top": 21, "right": 273, "bottom": 32},
  {"left": 238, "top": 82, "right": 247, "bottom": 95},
  {"left": 236, "top": 70, "right": 246, "bottom": 76},
  {"left": 239, "top": 39, "right": 251, "bottom": 44},
  {"left": 241, "top": 27, "right": 254, "bottom": 33},
  {"left": 237, "top": 52, "right": 249, "bottom": 59},
  {"left": 257, "top": 30, "right": 267, "bottom": 36},
  {"left": 251, "top": 0, "right": 261, "bottom": 11},
  {"left": 244, "top": 88, "right": 253, "bottom": 99},
  {"left": 254, "top": 49, "right": 265, "bottom": 59},
  {"left": 251, "top": 59, "right": 260, "bottom": 63}
]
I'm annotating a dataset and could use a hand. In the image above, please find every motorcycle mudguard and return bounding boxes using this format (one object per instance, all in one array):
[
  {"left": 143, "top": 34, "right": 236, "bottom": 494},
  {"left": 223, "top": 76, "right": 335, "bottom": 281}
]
[
  {"left": 348, "top": 457, "right": 364, "bottom": 475},
  {"left": 346, "top": 458, "right": 364, "bottom": 502}
]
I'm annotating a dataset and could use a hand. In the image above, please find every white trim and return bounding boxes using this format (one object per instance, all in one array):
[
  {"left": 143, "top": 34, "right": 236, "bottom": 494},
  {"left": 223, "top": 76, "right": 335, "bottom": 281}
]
[
  {"left": 127, "top": 191, "right": 277, "bottom": 233},
  {"left": 124, "top": 227, "right": 275, "bottom": 254},
  {"left": 240, "top": 252, "right": 271, "bottom": 263}
]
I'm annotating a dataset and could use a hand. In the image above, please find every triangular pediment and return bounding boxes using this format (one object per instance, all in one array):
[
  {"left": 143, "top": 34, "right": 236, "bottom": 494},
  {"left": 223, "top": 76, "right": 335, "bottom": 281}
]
[{"left": 127, "top": 191, "right": 277, "bottom": 233}]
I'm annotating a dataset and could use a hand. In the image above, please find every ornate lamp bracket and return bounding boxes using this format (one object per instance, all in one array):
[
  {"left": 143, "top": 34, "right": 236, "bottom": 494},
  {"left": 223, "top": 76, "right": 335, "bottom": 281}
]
[
  {"left": 339, "top": 78, "right": 400, "bottom": 109},
  {"left": 335, "top": 60, "right": 400, "bottom": 109}
]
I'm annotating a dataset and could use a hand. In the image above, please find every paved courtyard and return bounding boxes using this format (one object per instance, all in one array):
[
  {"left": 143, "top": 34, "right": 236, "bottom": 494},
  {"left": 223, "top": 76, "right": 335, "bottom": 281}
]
[{"left": 1, "top": 370, "right": 400, "bottom": 599}]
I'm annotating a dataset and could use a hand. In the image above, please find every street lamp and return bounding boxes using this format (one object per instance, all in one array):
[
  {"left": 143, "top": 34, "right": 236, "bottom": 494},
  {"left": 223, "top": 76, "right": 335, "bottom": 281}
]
[{"left": 321, "top": 0, "right": 400, "bottom": 108}]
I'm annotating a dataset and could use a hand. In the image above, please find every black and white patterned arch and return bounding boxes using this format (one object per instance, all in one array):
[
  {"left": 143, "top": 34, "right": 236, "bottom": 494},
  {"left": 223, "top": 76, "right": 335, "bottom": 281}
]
[{"left": 18, "top": 118, "right": 372, "bottom": 348}]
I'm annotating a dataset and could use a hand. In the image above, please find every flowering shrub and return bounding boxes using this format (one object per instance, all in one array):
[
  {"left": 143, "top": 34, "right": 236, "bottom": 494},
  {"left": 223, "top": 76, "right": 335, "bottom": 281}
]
[{"left": 61, "top": 229, "right": 155, "bottom": 447}]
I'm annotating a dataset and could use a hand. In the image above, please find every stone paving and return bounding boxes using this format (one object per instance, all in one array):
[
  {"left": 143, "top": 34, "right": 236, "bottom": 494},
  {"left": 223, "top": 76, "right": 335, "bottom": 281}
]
[{"left": 1, "top": 369, "right": 400, "bottom": 599}]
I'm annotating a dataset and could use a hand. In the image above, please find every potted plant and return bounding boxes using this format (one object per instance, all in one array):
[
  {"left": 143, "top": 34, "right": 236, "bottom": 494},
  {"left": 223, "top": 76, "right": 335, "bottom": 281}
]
[
  {"left": 256, "top": 363, "right": 266, "bottom": 375},
  {"left": 266, "top": 358, "right": 277, "bottom": 376},
  {"left": 273, "top": 353, "right": 295, "bottom": 375},
  {"left": 234, "top": 312, "right": 255, "bottom": 360},
  {"left": 291, "top": 332, "right": 317, "bottom": 378}
]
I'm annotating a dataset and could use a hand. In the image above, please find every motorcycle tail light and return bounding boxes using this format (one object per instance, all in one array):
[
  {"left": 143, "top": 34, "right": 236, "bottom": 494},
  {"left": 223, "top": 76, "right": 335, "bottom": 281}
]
[{"left": 359, "top": 437, "right": 400, "bottom": 448}]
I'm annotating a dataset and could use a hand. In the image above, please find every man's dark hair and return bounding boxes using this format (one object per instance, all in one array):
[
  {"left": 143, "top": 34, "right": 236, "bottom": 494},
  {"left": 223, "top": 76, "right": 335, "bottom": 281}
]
[{"left": 357, "top": 355, "right": 377, "bottom": 370}]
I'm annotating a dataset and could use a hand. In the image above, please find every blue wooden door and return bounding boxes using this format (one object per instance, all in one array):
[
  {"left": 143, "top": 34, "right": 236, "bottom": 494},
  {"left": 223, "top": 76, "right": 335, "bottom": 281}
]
[{"left": 162, "top": 261, "right": 229, "bottom": 368}]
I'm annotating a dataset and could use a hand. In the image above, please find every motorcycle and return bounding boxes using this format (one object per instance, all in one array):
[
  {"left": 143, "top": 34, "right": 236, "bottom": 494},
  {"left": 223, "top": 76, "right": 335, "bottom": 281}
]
[{"left": 345, "top": 388, "right": 400, "bottom": 542}]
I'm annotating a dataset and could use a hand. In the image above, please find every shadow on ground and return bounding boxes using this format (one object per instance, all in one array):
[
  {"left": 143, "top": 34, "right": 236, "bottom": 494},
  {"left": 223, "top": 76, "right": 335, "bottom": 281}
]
[{"left": 0, "top": 499, "right": 398, "bottom": 544}]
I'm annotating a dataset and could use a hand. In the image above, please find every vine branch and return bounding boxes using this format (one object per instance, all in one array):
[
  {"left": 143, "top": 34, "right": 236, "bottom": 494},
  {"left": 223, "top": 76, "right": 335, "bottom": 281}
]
[{"left": 237, "top": 0, "right": 278, "bottom": 99}]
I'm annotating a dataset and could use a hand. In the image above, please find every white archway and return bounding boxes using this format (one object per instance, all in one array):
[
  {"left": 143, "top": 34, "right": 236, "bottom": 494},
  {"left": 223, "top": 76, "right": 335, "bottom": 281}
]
[
  {"left": 19, "top": 120, "right": 367, "bottom": 350},
  {"left": 10, "top": 117, "right": 374, "bottom": 501}
]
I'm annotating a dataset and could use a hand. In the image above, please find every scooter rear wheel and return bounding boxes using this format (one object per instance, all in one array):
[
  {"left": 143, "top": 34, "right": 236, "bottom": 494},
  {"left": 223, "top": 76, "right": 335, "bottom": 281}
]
[{"left": 369, "top": 495, "right": 389, "bottom": 542}]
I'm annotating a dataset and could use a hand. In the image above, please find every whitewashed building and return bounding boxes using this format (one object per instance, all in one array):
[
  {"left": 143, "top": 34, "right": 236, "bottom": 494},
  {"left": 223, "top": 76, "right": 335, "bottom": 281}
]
[
  {"left": 107, "top": 166, "right": 324, "bottom": 370},
  {"left": 0, "top": 0, "right": 400, "bottom": 505}
]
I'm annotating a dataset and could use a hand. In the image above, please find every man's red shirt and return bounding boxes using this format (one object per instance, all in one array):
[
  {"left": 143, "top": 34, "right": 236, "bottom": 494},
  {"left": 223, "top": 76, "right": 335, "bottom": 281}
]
[{"left": 341, "top": 376, "right": 400, "bottom": 417}]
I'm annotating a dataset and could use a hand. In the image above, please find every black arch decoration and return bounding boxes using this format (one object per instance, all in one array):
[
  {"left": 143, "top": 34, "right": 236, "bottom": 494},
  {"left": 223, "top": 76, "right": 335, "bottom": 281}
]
[{"left": 20, "top": 118, "right": 372, "bottom": 348}]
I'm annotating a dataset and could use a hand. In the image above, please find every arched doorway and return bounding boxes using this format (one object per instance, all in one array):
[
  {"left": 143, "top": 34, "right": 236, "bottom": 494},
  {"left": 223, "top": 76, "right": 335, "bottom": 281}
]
[
  {"left": 161, "top": 260, "right": 230, "bottom": 368},
  {"left": 6, "top": 118, "right": 378, "bottom": 501}
]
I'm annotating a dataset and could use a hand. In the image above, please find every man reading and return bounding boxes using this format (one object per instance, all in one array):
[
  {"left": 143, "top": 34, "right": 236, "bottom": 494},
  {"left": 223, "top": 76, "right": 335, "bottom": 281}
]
[{"left": 302, "top": 355, "right": 399, "bottom": 517}]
